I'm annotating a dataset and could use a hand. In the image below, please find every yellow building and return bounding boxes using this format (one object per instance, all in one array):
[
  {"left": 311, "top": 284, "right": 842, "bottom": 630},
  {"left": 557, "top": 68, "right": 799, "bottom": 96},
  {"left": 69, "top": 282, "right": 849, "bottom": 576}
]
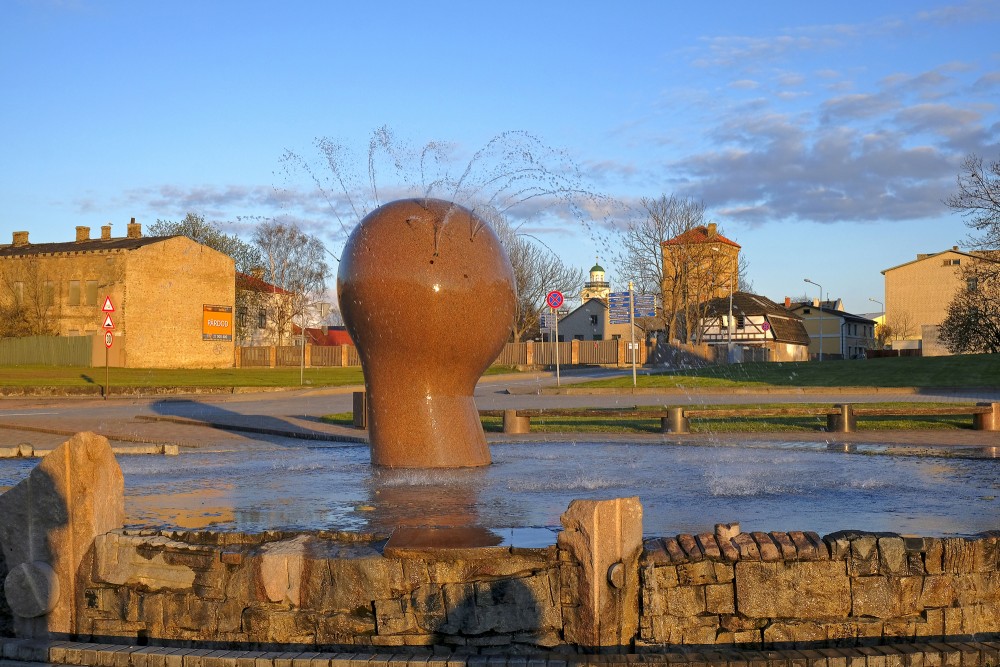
[
  {"left": 0, "top": 220, "right": 235, "bottom": 368},
  {"left": 881, "top": 247, "right": 997, "bottom": 355}
]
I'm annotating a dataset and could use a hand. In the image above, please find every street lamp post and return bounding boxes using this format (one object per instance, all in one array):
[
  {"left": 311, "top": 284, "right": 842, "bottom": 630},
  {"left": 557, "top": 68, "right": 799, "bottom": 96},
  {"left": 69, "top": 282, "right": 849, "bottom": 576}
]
[{"left": 804, "top": 278, "right": 823, "bottom": 362}]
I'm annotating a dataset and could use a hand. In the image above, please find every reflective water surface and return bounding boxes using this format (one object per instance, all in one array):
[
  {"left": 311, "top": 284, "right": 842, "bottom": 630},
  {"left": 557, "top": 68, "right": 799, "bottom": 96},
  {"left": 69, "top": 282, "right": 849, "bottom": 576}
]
[{"left": 1, "top": 440, "right": 997, "bottom": 537}]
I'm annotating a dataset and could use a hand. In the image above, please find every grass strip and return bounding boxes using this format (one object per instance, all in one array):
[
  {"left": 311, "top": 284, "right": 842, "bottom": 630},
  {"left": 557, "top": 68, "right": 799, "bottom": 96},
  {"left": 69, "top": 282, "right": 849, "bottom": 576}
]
[
  {"left": 0, "top": 364, "right": 521, "bottom": 388},
  {"left": 322, "top": 402, "right": 979, "bottom": 434},
  {"left": 572, "top": 353, "right": 1000, "bottom": 389}
]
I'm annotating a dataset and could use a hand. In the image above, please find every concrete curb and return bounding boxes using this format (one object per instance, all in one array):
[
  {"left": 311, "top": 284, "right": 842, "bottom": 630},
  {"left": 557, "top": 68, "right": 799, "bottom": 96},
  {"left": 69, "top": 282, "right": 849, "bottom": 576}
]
[{"left": 2, "top": 637, "right": 1000, "bottom": 667}]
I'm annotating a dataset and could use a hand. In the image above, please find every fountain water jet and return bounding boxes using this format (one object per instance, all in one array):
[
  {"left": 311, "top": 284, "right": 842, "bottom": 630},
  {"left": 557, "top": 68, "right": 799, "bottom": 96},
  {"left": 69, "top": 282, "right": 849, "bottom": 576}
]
[{"left": 337, "top": 198, "right": 515, "bottom": 468}]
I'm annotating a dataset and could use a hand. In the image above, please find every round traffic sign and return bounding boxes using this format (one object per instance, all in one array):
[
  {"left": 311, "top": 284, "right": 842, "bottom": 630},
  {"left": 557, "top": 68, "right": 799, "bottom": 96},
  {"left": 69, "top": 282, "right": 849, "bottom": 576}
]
[
  {"left": 545, "top": 290, "right": 564, "bottom": 309},
  {"left": 105, "top": 332, "right": 113, "bottom": 348},
  {"left": 761, "top": 322, "right": 771, "bottom": 331}
]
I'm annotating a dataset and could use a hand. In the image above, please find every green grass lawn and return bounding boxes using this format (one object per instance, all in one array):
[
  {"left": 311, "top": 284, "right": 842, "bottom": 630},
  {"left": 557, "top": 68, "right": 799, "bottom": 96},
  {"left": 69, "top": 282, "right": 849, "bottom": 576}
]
[
  {"left": 0, "top": 364, "right": 522, "bottom": 388},
  {"left": 322, "top": 402, "right": 979, "bottom": 434},
  {"left": 574, "top": 353, "right": 1000, "bottom": 389}
]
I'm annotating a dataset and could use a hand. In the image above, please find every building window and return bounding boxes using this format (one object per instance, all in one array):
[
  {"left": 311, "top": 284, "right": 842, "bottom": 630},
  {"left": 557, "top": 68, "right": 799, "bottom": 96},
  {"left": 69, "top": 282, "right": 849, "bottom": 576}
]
[
  {"left": 43, "top": 281, "right": 55, "bottom": 306},
  {"left": 593, "top": 334, "right": 603, "bottom": 341},
  {"left": 589, "top": 315, "right": 599, "bottom": 326},
  {"left": 736, "top": 314, "right": 745, "bottom": 329},
  {"left": 68, "top": 280, "right": 81, "bottom": 306},
  {"left": 257, "top": 309, "right": 267, "bottom": 329},
  {"left": 967, "top": 278, "right": 979, "bottom": 292},
  {"left": 944, "top": 259, "right": 961, "bottom": 266},
  {"left": 574, "top": 334, "right": 584, "bottom": 341},
  {"left": 85, "top": 280, "right": 98, "bottom": 306},
  {"left": 13, "top": 281, "right": 23, "bottom": 303}
]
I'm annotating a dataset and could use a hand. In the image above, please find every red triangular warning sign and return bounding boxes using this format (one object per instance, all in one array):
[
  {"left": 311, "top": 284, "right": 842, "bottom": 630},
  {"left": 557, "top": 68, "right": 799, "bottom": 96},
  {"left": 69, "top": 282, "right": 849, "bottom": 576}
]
[
  {"left": 102, "top": 296, "right": 114, "bottom": 312},
  {"left": 103, "top": 314, "right": 114, "bottom": 329}
]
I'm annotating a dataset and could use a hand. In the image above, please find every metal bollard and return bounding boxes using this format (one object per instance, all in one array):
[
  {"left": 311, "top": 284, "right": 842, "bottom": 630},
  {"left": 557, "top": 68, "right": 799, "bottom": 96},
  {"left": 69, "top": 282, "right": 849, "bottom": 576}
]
[
  {"left": 827, "top": 403, "right": 856, "bottom": 433},
  {"left": 974, "top": 402, "right": 1000, "bottom": 431},
  {"left": 503, "top": 409, "right": 531, "bottom": 434},
  {"left": 352, "top": 391, "right": 367, "bottom": 429},
  {"left": 661, "top": 407, "right": 690, "bottom": 434}
]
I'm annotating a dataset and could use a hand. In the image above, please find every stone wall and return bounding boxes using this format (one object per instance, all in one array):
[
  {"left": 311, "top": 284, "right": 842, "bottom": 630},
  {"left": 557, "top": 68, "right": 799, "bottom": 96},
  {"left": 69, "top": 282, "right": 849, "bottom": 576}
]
[
  {"left": 75, "top": 529, "right": 561, "bottom": 652},
  {"left": 4, "top": 526, "right": 989, "bottom": 651},
  {"left": 639, "top": 529, "right": 1000, "bottom": 647}
]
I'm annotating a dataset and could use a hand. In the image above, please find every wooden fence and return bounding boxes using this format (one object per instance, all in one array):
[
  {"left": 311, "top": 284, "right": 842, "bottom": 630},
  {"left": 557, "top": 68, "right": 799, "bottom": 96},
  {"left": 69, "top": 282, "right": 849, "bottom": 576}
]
[
  {"left": 235, "top": 339, "right": 650, "bottom": 369},
  {"left": 0, "top": 334, "right": 94, "bottom": 367}
]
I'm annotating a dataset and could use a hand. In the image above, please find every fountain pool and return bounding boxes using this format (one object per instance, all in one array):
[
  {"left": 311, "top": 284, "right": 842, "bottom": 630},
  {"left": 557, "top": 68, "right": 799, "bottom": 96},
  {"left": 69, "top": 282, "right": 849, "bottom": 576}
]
[{"left": 4, "top": 439, "right": 995, "bottom": 538}]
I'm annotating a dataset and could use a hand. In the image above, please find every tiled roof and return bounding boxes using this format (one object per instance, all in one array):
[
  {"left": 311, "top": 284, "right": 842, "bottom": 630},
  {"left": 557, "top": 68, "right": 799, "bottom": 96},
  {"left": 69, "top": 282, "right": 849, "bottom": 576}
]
[
  {"left": 661, "top": 225, "right": 740, "bottom": 249},
  {"left": 237, "top": 272, "right": 293, "bottom": 295},
  {"left": 702, "top": 291, "right": 810, "bottom": 345}
]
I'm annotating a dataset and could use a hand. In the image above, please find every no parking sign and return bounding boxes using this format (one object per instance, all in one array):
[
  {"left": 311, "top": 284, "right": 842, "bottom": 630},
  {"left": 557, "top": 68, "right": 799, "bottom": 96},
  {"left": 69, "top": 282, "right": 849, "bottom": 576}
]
[{"left": 545, "top": 290, "right": 564, "bottom": 309}]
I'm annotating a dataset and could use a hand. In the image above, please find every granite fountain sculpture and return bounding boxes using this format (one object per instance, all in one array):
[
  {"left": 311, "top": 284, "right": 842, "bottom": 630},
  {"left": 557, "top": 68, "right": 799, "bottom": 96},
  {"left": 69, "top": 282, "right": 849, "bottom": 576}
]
[{"left": 337, "top": 198, "right": 516, "bottom": 468}]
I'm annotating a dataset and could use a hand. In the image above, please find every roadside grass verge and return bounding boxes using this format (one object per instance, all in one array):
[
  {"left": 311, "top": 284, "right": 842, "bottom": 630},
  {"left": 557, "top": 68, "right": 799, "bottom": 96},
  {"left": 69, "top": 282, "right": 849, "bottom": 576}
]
[
  {"left": 572, "top": 353, "right": 1000, "bottom": 389},
  {"left": 322, "top": 402, "right": 978, "bottom": 434},
  {"left": 0, "top": 364, "right": 521, "bottom": 389}
]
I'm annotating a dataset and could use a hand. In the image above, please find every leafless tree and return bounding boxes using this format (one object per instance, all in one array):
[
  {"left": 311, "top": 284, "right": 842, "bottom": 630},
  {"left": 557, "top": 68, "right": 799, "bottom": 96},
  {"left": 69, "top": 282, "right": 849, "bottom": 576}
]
[
  {"left": 886, "top": 310, "right": 917, "bottom": 341},
  {"left": 946, "top": 153, "right": 1000, "bottom": 281},
  {"left": 618, "top": 195, "right": 743, "bottom": 342},
  {"left": 939, "top": 259, "right": 1000, "bottom": 354},
  {"left": 251, "top": 220, "right": 330, "bottom": 346},
  {"left": 487, "top": 210, "right": 583, "bottom": 341},
  {"left": 0, "top": 259, "right": 57, "bottom": 337}
]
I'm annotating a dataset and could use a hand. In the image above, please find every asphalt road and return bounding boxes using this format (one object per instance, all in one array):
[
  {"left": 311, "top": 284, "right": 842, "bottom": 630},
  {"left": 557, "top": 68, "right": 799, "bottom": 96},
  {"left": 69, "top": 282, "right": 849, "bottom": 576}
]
[{"left": 1, "top": 367, "right": 999, "bottom": 452}]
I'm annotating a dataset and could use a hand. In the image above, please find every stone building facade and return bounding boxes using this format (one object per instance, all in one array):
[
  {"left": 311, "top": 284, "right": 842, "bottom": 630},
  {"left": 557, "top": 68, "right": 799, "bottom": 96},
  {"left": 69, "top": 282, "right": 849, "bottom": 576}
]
[
  {"left": 0, "top": 221, "right": 235, "bottom": 368},
  {"left": 881, "top": 247, "right": 995, "bottom": 354}
]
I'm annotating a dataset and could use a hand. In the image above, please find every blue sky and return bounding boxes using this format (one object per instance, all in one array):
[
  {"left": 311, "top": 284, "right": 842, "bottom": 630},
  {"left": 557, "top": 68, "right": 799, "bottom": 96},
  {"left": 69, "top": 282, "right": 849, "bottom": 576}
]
[{"left": 2, "top": 0, "right": 998, "bottom": 315}]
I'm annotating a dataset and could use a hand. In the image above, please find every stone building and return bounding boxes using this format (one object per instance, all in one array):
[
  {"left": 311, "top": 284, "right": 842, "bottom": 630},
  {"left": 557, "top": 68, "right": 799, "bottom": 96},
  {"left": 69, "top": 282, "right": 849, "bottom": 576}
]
[
  {"left": 0, "top": 220, "right": 235, "bottom": 368},
  {"left": 661, "top": 223, "right": 740, "bottom": 303},
  {"left": 881, "top": 247, "right": 998, "bottom": 355}
]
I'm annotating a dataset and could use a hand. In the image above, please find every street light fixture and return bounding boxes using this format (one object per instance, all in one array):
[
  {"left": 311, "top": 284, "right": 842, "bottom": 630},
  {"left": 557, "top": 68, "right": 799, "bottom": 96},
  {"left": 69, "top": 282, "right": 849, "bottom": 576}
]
[
  {"left": 804, "top": 278, "right": 823, "bottom": 362},
  {"left": 868, "top": 297, "right": 883, "bottom": 311}
]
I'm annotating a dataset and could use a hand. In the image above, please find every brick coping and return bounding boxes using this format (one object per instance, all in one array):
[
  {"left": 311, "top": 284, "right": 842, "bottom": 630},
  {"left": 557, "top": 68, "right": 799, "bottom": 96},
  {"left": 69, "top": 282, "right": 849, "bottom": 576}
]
[{"left": 2, "top": 638, "right": 999, "bottom": 667}]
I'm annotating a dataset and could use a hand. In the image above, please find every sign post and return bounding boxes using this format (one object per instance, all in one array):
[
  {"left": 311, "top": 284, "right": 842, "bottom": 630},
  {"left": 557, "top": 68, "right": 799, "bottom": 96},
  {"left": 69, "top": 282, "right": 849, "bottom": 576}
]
[
  {"left": 545, "top": 290, "right": 564, "bottom": 386},
  {"left": 101, "top": 297, "right": 115, "bottom": 399}
]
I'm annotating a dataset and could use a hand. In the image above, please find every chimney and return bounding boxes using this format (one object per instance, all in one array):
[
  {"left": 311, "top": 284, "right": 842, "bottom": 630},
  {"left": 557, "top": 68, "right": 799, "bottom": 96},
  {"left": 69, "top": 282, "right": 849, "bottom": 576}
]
[
  {"left": 12, "top": 231, "right": 28, "bottom": 246},
  {"left": 76, "top": 226, "right": 90, "bottom": 242},
  {"left": 101, "top": 224, "right": 112, "bottom": 240},
  {"left": 784, "top": 296, "right": 791, "bottom": 309},
  {"left": 127, "top": 217, "right": 141, "bottom": 239},
  {"left": 707, "top": 222, "right": 717, "bottom": 238},
  {"left": 953, "top": 246, "right": 959, "bottom": 251}
]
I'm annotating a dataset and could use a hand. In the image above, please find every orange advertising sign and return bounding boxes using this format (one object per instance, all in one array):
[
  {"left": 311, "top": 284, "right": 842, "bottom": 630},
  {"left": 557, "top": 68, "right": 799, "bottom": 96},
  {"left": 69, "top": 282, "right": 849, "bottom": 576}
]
[{"left": 202, "top": 305, "right": 233, "bottom": 341}]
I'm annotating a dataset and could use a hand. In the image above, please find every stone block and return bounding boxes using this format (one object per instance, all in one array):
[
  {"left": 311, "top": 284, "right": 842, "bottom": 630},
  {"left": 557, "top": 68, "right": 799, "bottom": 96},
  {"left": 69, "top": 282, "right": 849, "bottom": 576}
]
[
  {"left": 789, "top": 532, "right": 818, "bottom": 560},
  {"left": 664, "top": 585, "right": 705, "bottom": 617},
  {"left": 924, "top": 540, "right": 945, "bottom": 574},
  {"left": 94, "top": 532, "right": 198, "bottom": 591},
  {"left": 849, "top": 535, "right": 879, "bottom": 576},
  {"left": 878, "top": 538, "right": 908, "bottom": 574},
  {"left": 557, "top": 497, "right": 642, "bottom": 649},
  {"left": 735, "top": 560, "right": 850, "bottom": 619},
  {"left": 678, "top": 560, "right": 716, "bottom": 586},
  {"left": 677, "top": 534, "right": 704, "bottom": 562},
  {"left": 258, "top": 535, "right": 311, "bottom": 606},
  {"left": 705, "top": 583, "right": 735, "bottom": 614},
  {"left": 0, "top": 431, "right": 125, "bottom": 638},
  {"left": 942, "top": 538, "right": 975, "bottom": 574},
  {"left": 762, "top": 621, "right": 827, "bottom": 644},
  {"left": 695, "top": 533, "right": 722, "bottom": 561},
  {"left": 772, "top": 533, "right": 799, "bottom": 561},
  {"left": 750, "top": 533, "right": 781, "bottom": 562},
  {"left": 732, "top": 534, "right": 760, "bottom": 561},
  {"left": 851, "top": 576, "right": 923, "bottom": 618}
]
